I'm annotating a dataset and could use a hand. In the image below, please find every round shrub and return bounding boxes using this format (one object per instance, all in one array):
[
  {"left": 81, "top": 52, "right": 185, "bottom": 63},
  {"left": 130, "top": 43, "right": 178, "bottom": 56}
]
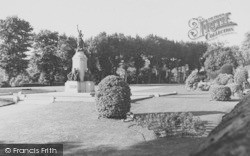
[
  {"left": 95, "top": 75, "right": 131, "bottom": 119},
  {"left": 219, "top": 64, "right": 234, "bottom": 75},
  {"left": 214, "top": 73, "right": 233, "bottom": 85},
  {"left": 210, "top": 85, "right": 231, "bottom": 101},
  {"left": 185, "top": 70, "right": 207, "bottom": 90},
  {"left": 234, "top": 67, "right": 249, "bottom": 89}
]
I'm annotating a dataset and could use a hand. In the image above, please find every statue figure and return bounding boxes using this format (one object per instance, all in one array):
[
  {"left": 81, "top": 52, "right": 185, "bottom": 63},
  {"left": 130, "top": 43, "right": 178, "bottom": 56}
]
[
  {"left": 67, "top": 68, "right": 80, "bottom": 81},
  {"left": 77, "top": 25, "right": 84, "bottom": 50}
]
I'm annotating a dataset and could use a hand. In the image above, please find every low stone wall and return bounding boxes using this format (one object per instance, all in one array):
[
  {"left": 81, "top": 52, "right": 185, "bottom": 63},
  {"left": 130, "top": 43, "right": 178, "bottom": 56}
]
[{"left": 190, "top": 95, "right": 250, "bottom": 156}]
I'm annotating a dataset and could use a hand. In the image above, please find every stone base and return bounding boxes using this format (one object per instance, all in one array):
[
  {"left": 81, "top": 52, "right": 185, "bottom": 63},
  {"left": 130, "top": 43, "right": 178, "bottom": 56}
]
[{"left": 65, "top": 81, "right": 95, "bottom": 93}]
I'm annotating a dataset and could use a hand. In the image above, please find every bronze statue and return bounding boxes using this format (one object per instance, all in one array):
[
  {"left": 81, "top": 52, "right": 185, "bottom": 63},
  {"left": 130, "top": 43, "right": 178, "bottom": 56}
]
[{"left": 77, "top": 25, "right": 84, "bottom": 50}]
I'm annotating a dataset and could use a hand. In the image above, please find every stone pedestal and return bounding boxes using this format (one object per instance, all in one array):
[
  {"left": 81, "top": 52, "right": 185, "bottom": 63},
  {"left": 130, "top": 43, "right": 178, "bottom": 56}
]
[
  {"left": 65, "top": 81, "right": 94, "bottom": 93},
  {"left": 85, "top": 81, "right": 95, "bottom": 92},
  {"left": 65, "top": 49, "right": 93, "bottom": 93},
  {"left": 72, "top": 50, "right": 88, "bottom": 82}
]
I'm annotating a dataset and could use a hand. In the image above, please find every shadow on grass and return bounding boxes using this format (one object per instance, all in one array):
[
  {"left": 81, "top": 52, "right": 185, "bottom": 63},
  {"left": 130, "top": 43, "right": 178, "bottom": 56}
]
[
  {"left": 52, "top": 137, "right": 206, "bottom": 156},
  {"left": 0, "top": 102, "right": 15, "bottom": 107},
  {"left": 0, "top": 98, "right": 15, "bottom": 107},
  {"left": 0, "top": 88, "right": 56, "bottom": 94},
  {"left": 133, "top": 111, "right": 226, "bottom": 116}
]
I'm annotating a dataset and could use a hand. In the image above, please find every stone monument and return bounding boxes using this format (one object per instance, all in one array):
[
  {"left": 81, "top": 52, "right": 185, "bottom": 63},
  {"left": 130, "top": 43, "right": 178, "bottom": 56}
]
[{"left": 65, "top": 26, "right": 95, "bottom": 93}]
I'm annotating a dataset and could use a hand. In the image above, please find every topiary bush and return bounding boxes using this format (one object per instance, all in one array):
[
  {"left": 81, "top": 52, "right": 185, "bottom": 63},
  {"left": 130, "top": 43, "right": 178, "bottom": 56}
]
[
  {"left": 234, "top": 66, "right": 249, "bottom": 89},
  {"left": 210, "top": 85, "right": 231, "bottom": 101},
  {"left": 95, "top": 75, "right": 131, "bottom": 119},
  {"left": 213, "top": 73, "right": 234, "bottom": 85},
  {"left": 219, "top": 64, "right": 234, "bottom": 75}
]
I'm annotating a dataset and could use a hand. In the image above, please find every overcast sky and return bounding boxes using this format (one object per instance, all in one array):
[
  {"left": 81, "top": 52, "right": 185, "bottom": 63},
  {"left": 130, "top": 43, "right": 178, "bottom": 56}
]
[{"left": 0, "top": 0, "right": 249, "bottom": 46}]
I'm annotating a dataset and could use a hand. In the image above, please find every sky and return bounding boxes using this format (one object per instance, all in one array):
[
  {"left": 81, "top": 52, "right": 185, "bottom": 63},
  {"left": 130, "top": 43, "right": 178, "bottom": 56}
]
[{"left": 0, "top": 0, "right": 249, "bottom": 46}]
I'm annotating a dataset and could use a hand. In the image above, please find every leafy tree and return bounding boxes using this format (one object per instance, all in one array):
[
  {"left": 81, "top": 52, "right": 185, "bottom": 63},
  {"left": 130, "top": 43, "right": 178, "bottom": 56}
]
[
  {"left": 184, "top": 42, "right": 207, "bottom": 70},
  {"left": 203, "top": 43, "right": 239, "bottom": 72},
  {"left": 57, "top": 34, "right": 77, "bottom": 81},
  {"left": 0, "top": 16, "right": 33, "bottom": 80},
  {"left": 30, "top": 30, "right": 61, "bottom": 85},
  {"left": 37, "top": 45, "right": 61, "bottom": 85}
]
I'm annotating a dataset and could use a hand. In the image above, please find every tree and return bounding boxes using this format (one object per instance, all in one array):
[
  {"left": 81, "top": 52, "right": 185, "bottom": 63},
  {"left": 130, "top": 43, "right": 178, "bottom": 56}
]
[
  {"left": 57, "top": 34, "right": 77, "bottom": 81},
  {"left": 0, "top": 16, "right": 33, "bottom": 80},
  {"left": 37, "top": 45, "right": 61, "bottom": 85},
  {"left": 203, "top": 43, "right": 240, "bottom": 72},
  {"left": 132, "top": 36, "right": 145, "bottom": 84},
  {"left": 30, "top": 30, "right": 61, "bottom": 85}
]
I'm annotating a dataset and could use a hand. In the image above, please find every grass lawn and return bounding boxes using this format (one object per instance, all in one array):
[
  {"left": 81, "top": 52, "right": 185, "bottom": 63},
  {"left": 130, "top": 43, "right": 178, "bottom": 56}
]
[{"left": 0, "top": 84, "right": 239, "bottom": 156}]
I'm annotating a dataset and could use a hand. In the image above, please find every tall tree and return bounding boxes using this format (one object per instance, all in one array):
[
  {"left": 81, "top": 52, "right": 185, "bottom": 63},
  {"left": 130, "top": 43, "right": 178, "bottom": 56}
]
[
  {"left": 30, "top": 30, "right": 61, "bottom": 85},
  {"left": 0, "top": 16, "right": 33, "bottom": 80},
  {"left": 57, "top": 34, "right": 77, "bottom": 81},
  {"left": 203, "top": 43, "right": 239, "bottom": 72}
]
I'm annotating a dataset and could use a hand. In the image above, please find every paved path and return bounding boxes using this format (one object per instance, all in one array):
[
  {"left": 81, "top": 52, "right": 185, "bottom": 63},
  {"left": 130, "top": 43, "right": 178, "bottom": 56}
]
[{"left": 0, "top": 85, "right": 239, "bottom": 156}]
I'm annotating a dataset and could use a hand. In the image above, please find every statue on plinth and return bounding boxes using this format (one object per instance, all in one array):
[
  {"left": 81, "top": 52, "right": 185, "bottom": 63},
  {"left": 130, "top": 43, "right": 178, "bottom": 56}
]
[
  {"left": 64, "top": 26, "right": 95, "bottom": 93},
  {"left": 77, "top": 25, "right": 84, "bottom": 51}
]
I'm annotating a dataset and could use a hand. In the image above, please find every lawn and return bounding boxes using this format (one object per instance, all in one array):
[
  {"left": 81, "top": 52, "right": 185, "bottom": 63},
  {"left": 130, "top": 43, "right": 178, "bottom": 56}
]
[{"left": 0, "top": 85, "right": 239, "bottom": 156}]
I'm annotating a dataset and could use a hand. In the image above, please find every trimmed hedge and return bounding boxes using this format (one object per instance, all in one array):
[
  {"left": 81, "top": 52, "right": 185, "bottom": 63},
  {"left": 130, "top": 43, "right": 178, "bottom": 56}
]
[
  {"left": 210, "top": 85, "right": 231, "bottom": 101},
  {"left": 95, "top": 75, "right": 131, "bottom": 119}
]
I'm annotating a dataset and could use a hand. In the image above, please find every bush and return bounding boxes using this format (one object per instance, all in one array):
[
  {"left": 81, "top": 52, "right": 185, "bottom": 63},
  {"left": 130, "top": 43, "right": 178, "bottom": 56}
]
[
  {"left": 214, "top": 73, "right": 234, "bottom": 85},
  {"left": 234, "top": 67, "right": 249, "bottom": 89},
  {"left": 0, "top": 81, "right": 10, "bottom": 88},
  {"left": 134, "top": 112, "right": 206, "bottom": 137},
  {"left": 95, "top": 75, "right": 131, "bottom": 119},
  {"left": 185, "top": 70, "right": 207, "bottom": 90},
  {"left": 210, "top": 85, "right": 231, "bottom": 101},
  {"left": 9, "top": 74, "right": 31, "bottom": 87},
  {"left": 226, "top": 83, "right": 243, "bottom": 98},
  {"left": 206, "top": 70, "right": 219, "bottom": 80},
  {"left": 219, "top": 64, "right": 234, "bottom": 75},
  {"left": 197, "top": 81, "right": 210, "bottom": 91},
  {"left": 38, "top": 72, "right": 50, "bottom": 85}
]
